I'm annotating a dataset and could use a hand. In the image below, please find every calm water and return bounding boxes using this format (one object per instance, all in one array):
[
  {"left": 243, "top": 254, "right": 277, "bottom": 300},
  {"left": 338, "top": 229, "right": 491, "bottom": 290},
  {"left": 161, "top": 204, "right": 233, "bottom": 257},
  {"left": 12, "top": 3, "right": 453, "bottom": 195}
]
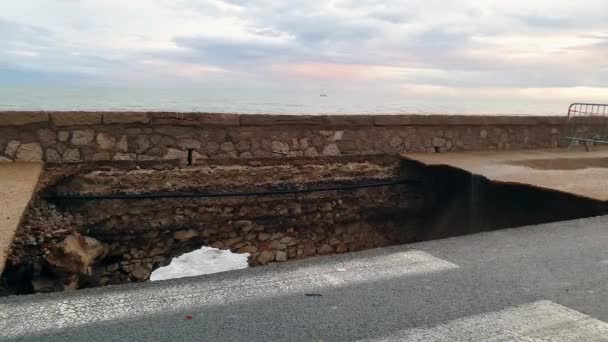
[{"left": 0, "top": 86, "right": 568, "bottom": 115}]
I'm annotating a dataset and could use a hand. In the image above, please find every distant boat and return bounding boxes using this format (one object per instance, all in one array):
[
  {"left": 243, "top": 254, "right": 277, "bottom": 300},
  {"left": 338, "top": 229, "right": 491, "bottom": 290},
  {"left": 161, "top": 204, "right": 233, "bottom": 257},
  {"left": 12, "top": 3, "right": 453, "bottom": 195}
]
[{"left": 320, "top": 94, "right": 328, "bottom": 97}]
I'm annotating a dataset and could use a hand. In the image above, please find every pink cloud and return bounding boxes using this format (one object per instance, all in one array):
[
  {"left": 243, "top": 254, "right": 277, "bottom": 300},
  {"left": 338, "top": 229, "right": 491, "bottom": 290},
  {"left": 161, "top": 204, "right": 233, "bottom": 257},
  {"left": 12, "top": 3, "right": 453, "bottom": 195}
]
[{"left": 271, "top": 62, "right": 403, "bottom": 81}]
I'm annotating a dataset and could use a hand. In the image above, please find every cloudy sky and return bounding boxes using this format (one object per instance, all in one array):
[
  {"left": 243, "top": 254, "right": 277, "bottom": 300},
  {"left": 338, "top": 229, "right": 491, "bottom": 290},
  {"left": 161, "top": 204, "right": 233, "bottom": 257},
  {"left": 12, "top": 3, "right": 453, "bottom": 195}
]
[{"left": 2, "top": 0, "right": 608, "bottom": 107}]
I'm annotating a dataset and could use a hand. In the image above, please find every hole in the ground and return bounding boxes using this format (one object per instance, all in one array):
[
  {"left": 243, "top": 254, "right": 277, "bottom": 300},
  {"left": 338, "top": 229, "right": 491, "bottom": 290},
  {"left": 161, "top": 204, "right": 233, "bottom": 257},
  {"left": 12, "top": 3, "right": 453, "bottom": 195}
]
[{"left": 2, "top": 156, "right": 605, "bottom": 296}]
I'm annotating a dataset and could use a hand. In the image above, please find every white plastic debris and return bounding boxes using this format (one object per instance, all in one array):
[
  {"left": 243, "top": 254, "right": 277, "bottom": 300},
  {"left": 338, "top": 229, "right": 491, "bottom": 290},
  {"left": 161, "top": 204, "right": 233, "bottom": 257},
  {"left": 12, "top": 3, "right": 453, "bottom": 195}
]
[{"left": 150, "top": 246, "right": 249, "bottom": 281}]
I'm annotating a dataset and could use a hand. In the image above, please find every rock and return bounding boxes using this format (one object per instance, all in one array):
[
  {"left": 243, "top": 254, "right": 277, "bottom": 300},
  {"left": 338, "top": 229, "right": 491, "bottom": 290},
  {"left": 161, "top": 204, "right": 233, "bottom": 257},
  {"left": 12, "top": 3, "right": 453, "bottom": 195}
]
[
  {"left": 129, "top": 135, "right": 150, "bottom": 153},
  {"left": 92, "top": 151, "right": 111, "bottom": 161},
  {"left": 302, "top": 241, "right": 316, "bottom": 256},
  {"left": 4, "top": 140, "right": 20, "bottom": 156},
  {"left": 174, "top": 229, "right": 199, "bottom": 240},
  {"left": 52, "top": 112, "right": 101, "bottom": 126},
  {"left": 224, "top": 237, "right": 243, "bottom": 246},
  {"left": 303, "top": 147, "right": 319, "bottom": 157},
  {"left": 16, "top": 143, "right": 43, "bottom": 161},
  {"left": 257, "top": 250, "right": 275, "bottom": 265},
  {"left": 32, "top": 277, "right": 57, "bottom": 293},
  {"left": 236, "top": 140, "right": 251, "bottom": 152},
  {"left": 163, "top": 148, "right": 184, "bottom": 160},
  {"left": 62, "top": 274, "right": 79, "bottom": 291},
  {"left": 432, "top": 137, "right": 446, "bottom": 147},
  {"left": 37, "top": 129, "right": 56, "bottom": 146},
  {"left": 178, "top": 138, "right": 201, "bottom": 149},
  {"left": 220, "top": 142, "right": 235, "bottom": 152},
  {"left": 275, "top": 251, "right": 287, "bottom": 262},
  {"left": 336, "top": 244, "right": 348, "bottom": 253},
  {"left": 258, "top": 233, "right": 271, "bottom": 241},
  {"left": 57, "top": 131, "right": 70, "bottom": 142},
  {"left": 112, "top": 152, "right": 133, "bottom": 161},
  {"left": 45, "top": 149, "right": 61, "bottom": 163},
  {"left": 70, "top": 130, "right": 95, "bottom": 145},
  {"left": 106, "top": 263, "right": 120, "bottom": 272},
  {"left": 237, "top": 245, "right": 258, "bottom": 254},
  {"left": 270, "top": 232, "right": 284, "bottom": 240},
  {"left": 131, "top": 264, "right": 151, "bottom": 280},
  {"left": 287, "top": 151, "right": 303, "bottom": 157},
  {"left": 318, "top": 244, "right": 334, "bottom": 255},
  {"left": 211, "top": 241, "right": 225, "bottom": 249},
  {"left": 272, "top": 141, "right": 289, "bottom": 154},
  {"left": 116, "top": 135, "right": 128, "bottom": 152},
  {"left": 279, "top": 236, "right": 296, "bottom": 245},
  {"left": 0, "top": 155, "right": 11, "bottom": 163},
  {"left": 322, "top": 143, "right": 341, "bottom": 156},
  {"left": 46, "top": 235, "right": 108, "bottom": 275},
  {"left": 233, "top": 220, "right": 253, "bottom": 229},
  {"left": 270, "top": 240, "right": 287, "bottom": 250},
  {"left": 329, "top": 237, "right": 341, "bottom": 246},
  {"left": 62, "top": 148, "right": 80, "bottom": 163},
  {"left": 320, "top": 203, "right": 333, "bottom": 212},
  {"left": 96, "top": 133, "right": 116, "bottom": 149},
  {"left": 389, "top": 136, "right": 402, "bottom": 148},
  {"left": 206, "top": 141, "right": 219, "bottom": 153},
  {"left": 480, "top": 129, "right": 488, "bottom": 139},
  {"left": 103, "top": 112, "right": 150, "bottom": 124}
]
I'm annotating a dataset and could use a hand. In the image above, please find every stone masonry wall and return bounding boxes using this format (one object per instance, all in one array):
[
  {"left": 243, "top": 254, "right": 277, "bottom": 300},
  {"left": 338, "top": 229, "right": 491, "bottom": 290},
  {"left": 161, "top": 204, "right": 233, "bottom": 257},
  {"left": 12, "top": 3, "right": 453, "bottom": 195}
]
[
  {"left": 0, "top": 112, "right": 601, "bottom": 163},
  {"left": 4, "top": 156, "right": 422, "bottom": 293}
]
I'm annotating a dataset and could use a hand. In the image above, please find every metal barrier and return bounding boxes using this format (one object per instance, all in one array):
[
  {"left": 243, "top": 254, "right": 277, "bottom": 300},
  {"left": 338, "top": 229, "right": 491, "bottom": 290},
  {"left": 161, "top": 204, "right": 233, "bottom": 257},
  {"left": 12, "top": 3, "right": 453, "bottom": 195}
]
[
  {"left": 567, "top": 103, "right": 608, "bottom": 119},
  {"left": 566, "top": 103, "right": 608, "bottom": 150}
]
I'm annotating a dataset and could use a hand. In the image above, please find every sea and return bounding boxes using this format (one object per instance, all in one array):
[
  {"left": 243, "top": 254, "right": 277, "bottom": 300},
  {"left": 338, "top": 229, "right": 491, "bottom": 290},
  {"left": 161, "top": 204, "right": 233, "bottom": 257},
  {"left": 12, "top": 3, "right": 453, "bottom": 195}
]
[{"left": 0, "top": 85, "right": 569, "bottom": 115}]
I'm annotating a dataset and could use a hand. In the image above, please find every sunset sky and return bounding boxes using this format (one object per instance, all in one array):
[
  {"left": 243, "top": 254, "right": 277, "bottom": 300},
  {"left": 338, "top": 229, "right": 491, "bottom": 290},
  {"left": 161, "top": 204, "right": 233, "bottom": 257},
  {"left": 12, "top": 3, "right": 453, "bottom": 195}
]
[{"left": 2, "top": 0, "right": 608, "bottom": 104}]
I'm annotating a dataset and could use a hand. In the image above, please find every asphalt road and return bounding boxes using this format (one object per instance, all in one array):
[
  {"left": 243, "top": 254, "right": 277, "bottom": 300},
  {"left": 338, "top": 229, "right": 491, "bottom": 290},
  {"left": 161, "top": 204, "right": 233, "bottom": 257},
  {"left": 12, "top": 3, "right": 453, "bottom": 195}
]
[{"left": 1, "top": 216, "right": 608, "bottom": 341}]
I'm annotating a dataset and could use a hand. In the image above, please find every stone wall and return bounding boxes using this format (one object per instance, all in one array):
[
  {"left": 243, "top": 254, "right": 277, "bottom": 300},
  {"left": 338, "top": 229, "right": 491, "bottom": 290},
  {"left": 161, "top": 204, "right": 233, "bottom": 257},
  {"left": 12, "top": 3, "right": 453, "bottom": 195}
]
[
  {"left": 4, "top": 156, "right": 423, "bottom": 293},
  {"left": 0, "top": 111, "right": 600, "bottom": 163}
]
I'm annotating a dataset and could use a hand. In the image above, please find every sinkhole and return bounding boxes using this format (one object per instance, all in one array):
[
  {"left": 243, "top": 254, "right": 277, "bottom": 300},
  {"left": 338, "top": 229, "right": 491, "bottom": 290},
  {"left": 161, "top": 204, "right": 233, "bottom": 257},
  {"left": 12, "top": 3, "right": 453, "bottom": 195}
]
[{"left": 1, "top": 155, "right": 605, "bottom": 296}]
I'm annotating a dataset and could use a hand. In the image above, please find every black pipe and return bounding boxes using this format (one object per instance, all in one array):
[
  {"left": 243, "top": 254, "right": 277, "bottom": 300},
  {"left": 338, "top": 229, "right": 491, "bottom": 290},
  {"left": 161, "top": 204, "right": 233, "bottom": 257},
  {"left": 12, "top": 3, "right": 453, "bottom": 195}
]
[{"left": 43, "top": 179, "right": 416, "bottom": 201}]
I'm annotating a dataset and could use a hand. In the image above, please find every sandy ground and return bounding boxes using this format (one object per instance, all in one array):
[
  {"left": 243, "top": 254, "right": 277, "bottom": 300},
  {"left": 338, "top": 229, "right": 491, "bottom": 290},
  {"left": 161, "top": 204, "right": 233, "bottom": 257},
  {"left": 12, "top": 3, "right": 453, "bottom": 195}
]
[
  {"left": 0, "top": 162, "right": 42, "bottom": 273},
  {"left": 402, "top": 146, "right": 608, "bottom": 201}
]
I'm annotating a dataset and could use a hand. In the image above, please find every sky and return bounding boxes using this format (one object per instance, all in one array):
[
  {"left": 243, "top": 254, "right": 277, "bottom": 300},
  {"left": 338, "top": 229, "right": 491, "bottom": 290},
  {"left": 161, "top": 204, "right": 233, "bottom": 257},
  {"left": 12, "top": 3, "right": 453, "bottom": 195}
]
[{"left": 1, "top": 0, "right": 608, "bottom": 106}]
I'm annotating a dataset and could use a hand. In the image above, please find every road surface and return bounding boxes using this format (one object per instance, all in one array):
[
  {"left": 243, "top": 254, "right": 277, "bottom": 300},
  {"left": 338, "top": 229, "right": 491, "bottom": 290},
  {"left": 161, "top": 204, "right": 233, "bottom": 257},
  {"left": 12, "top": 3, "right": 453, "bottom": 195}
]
[{"left": 1, "top": 215, "right": 608, "bottom": 341}]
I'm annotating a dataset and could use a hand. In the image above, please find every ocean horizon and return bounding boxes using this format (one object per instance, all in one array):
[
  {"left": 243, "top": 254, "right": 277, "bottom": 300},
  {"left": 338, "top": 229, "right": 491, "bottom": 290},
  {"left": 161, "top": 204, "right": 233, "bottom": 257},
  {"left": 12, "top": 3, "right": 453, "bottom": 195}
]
[{"left": 0, "top": 85, "right": 573, "bottom": 115}]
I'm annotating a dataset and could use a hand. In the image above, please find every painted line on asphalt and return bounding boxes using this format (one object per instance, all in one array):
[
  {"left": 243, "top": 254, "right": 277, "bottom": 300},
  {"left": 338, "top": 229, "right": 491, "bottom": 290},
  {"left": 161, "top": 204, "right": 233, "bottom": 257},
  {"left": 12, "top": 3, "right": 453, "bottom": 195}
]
[
  {"left": 359, "top": 300, "right": 608, "bottom": 341},
  {"left": 0, "top": 250, "right": 459, "bottom": 338}
]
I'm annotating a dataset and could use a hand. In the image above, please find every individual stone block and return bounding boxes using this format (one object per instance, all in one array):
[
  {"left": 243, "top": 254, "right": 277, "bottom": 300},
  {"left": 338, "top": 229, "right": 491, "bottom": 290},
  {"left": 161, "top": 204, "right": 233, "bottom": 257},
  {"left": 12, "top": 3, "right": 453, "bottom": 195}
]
[
  {"left": 36, "top": 129, "right": 56, "bottom": 146},
  {"left": 15, "top": 143, "right": 43, "bottom": 161},
  {"left": 200, "top": 113, "right": 240, "bottom": 126},
  {"left": 178, "top": 138, "right": 201, "bottom": 149},
  {"left": 62, "top": 148, "right": 81, "bottom": 162},
  {"left": 96, "top": 133, "right": 116, "bottom": 150},
  {"left": 57, "top": 131, "right": 70, "bottom": 142},
  {"left": 0, "top": 112, "right": 48, "bottom": 126},
  {"left": 271, "top": 141, "right": 289, "bottom": 154},
  {"left": 116, "top": 136, "right": 128, "bottom": 152},
  {"left": 163, "top": 148, "right": 184, "bottom": 160},
  {"left": 70, "top": 130, "right": 95, "bottom": 145},
  {"left": 322, "top": 143, "right": 341, "bottom": 156},
  {"left": 102, "top": 112, "right": 150, "bottom": 124},
  {"left": 51, "top": 112, "right": 102, "bottom": 126},
  {"left": 45, "top": 149, "right": 61, "bottom": 163},
  {"left": 4, "top": 140, "right": 20, "bottom": 156}
]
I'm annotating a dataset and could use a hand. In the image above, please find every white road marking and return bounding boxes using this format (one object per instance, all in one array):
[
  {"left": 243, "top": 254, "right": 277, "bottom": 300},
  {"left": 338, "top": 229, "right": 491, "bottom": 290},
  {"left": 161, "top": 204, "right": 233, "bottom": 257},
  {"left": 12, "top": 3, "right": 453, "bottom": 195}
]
[
  {"left": 0, "top": 250, "right": 459, "bottom": 338},
  {"left": 360, "top": 300, "right": 608, "bottom": 342}
]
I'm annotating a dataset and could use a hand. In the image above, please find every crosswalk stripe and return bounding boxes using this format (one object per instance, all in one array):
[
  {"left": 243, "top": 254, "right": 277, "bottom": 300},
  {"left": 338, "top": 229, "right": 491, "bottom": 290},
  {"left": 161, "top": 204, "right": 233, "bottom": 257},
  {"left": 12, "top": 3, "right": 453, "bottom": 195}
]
[{"left": 359, "top": 300, "right": 608, "bottom": 341}]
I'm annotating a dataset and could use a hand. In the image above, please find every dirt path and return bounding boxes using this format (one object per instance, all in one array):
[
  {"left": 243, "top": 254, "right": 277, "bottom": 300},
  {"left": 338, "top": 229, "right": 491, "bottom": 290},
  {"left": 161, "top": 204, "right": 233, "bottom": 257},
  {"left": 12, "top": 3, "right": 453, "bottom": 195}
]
[{"left": 0, "top": 162, "right": 42, "bottom": 273}]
